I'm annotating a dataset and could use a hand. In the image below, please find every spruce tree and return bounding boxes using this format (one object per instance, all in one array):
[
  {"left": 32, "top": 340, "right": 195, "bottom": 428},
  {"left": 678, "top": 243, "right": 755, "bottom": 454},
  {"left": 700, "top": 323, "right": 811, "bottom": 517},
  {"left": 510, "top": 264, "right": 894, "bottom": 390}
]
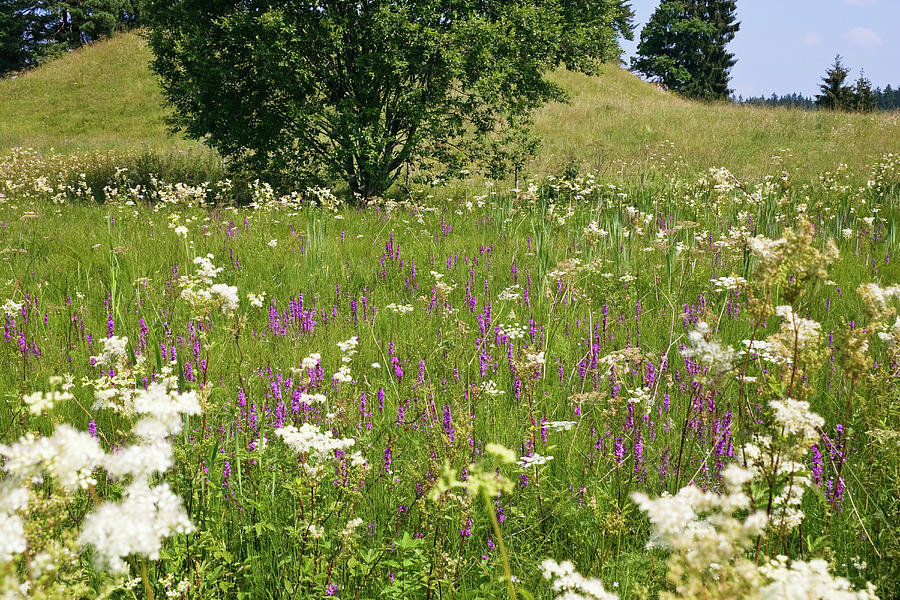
[
  {"left": 853, "top": 71, "right": 876, "bottom": 112},
  {"left": 816, "top": 56, "right": 852, "bottom": 111},
  {"left": 631, "top": 0, "right": 739, "bottom": 101}
]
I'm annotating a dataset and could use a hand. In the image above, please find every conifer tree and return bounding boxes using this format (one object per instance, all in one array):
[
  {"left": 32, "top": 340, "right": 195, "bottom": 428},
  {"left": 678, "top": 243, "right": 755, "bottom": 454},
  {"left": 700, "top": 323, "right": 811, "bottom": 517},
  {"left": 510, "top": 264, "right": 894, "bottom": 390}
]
[
  {"left": 632, "top": 0, "right": 739, "bottom": 101},
  {"left": 816, "top": 55, "right": 853, "bottom": 111},
  {"left": 853, "top": 71, "right": 876, "bottom": 112}
]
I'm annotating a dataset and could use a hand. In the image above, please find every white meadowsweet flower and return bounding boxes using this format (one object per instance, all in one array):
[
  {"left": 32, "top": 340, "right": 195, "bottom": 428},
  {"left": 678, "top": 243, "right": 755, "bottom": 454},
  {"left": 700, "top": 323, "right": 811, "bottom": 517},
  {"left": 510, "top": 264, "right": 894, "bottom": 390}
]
[
  {"left": 79, "top": 481, "right": 194, "bottom": 573},
  {"left": 268, "top": 239, "right": 278, "bottom": 248},
  {"left": 681, "top": 321, "right": 736, "bottom": 374},
  {"left": 482, "top": 380, "right": 504, "bottom": 396},
  {"left": 0, "top": 426, "right": 103, "bottom": 491},
  {"left": 540, "top": 559, "right": 619, "bottom": 600},
  {"left": 769, "top": 398, "right": 824, "bottom": 441},
  {"left": 711, "top": 275, "right": 747, "bottom": 292},
  {"left": 298, "top": 393, "right": 327, "bottom": 405},
  {"left": 22, "top": 390, "right": 73, "bottom": 415},
  {"left": 544, "top": 421, "right": 577, "bottom": 432},
  {"left": 301, "top": 353, "right": 321, "bottom": 370},
  {"left": 275, "top": 423, "right": 356, "bottom": 461},
  {"left": 91, "top": 336, "right": 129, "bottom": 367},
  {"left": 131, "top": 383, "right": 202, "bottom": 440},
  {"left": 104, "top": 440, "right": 174, "bottom": 480},
  {"left": 385, "top": 303, "right": 414, "bottom": 314},
  {"left": 757, "top": 556, "right": 879, "bottom": 600},
  {"left": 0, "top": 513, "right": 26, "bottom": 563},
  {"left": 341, "top": 518, "right": 364, "bottom": 540}
]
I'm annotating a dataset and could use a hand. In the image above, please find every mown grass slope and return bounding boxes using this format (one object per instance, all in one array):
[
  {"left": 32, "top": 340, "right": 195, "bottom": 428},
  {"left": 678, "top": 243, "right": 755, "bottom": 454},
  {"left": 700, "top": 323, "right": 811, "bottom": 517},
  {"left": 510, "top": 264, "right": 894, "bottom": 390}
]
[{"left": 1, "top": 32, "right": 898, "bottom": 180}]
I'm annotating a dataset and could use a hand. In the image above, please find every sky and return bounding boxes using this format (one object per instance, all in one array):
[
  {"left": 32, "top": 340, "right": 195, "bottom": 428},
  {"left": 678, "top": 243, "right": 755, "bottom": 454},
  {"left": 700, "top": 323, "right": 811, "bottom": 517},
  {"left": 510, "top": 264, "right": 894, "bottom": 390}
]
[{"left": 619, "top": 0, "right": 900, "bottom": 99}]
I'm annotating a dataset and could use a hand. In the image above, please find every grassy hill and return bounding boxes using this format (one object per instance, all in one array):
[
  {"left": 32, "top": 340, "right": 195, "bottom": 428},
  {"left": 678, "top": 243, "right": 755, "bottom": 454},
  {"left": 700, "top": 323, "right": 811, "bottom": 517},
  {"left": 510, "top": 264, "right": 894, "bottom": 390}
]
[{"left": 2, "top": 32, "right": 898, "bottom": 181}]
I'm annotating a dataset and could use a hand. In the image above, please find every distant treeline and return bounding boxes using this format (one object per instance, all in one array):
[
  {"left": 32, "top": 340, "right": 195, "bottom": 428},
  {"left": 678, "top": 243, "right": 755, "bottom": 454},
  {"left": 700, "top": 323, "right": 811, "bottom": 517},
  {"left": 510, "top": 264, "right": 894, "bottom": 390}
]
[{"left": 737, "top": 87, "right": 900, "bottom": 111}]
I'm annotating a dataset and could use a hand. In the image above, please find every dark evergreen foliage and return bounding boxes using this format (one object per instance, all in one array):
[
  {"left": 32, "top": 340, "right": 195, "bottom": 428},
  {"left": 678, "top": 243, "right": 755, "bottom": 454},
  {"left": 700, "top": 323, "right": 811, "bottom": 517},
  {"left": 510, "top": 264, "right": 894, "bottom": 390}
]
[
  {"left": 815, "top": 55, "right": 853, "bottom": 111},
  {"left": 631, "top": 0, "right": 739, "bottom": 101}
]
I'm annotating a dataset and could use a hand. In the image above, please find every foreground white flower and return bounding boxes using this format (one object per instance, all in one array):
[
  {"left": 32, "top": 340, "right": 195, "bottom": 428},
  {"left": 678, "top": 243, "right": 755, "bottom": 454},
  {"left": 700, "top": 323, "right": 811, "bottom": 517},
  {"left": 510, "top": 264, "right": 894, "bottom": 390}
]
[
  {"left": 79, "top": 482, "right": 194, "bottom": 573},
  {"left": 540, "top": 559, "right": 619, "bottom": 600},
  {"left": 0, "top": 513, "right": 26, "bottom": 563},
  {"left": 0, "top": 426, "right": 103, "bottom": 491}
]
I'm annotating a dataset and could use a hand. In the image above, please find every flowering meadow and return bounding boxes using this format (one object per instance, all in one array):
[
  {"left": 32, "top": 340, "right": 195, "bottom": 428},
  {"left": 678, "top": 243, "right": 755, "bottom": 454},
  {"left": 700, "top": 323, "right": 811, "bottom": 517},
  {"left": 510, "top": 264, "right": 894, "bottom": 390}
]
[{"left": 1, "top": 148, "right": 900, "bottom": 599}]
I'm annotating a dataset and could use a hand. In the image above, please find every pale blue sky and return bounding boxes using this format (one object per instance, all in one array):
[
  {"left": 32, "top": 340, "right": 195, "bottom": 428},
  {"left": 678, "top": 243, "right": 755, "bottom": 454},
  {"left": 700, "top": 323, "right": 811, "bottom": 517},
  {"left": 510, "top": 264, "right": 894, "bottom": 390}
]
[{"left": 619, "top": 0, "right": 900, "bottom": 98}]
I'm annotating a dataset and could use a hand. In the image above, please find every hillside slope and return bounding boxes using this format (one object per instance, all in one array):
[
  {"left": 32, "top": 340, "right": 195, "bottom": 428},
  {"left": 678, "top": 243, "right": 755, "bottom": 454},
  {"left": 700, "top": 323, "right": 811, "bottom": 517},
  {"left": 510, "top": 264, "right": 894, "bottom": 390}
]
[{"left": 1, "top": 32, "right": 898, "bottom": 180}]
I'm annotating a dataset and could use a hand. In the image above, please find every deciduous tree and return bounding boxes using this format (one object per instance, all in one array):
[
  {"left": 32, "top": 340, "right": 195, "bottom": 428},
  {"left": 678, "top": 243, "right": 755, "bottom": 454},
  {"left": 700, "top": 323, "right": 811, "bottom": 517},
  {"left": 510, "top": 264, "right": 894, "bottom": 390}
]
[{"left": 146, "top": 0, "right": 628, "bottom": 198}]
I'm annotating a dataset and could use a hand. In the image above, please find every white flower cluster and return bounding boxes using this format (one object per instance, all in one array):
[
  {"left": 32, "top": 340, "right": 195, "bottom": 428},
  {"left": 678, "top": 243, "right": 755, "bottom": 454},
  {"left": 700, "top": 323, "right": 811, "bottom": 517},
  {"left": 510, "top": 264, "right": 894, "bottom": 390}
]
[
  {"left": 333, "top": 336, "right": 359, "bottom": 383},
  {"left": 525, "top": 350, "right": 545, "bottom": 366},
  {"left": 519, "top": 453, "right": 554, "bottom": 469},
  {"left": 1, "top": 426, "right": 104, "bottom": 491},
  {"left": 497, "top": 285, "right": 521, "bottom": 302},
  {"left": 298, "top": 392, "right": 328, "bottom": 405},
  {"left": 180, "top": 254, "right": 239, "bottom": 316},
  {"left": 740, "top": 339, "right": 786, "bottom": 364},
  {"left": 540, "top": 559, "right": 619, "bottom": 600},
  {"left": 431, "top": 270, "right": 456, "bottom": 299},
  {"left": 0, "top": 379, "right": 200, "bottom": 571},
  {"left": 757, "top": 556, "right": 879, "bottom": 600},
  {"left": 275, "top": 423, "right": 356, "bottom": 461},
  {"left": 711, "top": 275, "right": 747, "bottom": 292},
  {"left": 544, "top": 421, "right": 577, "bottom": 432},
  {"left": 79, "top": 382, "right": 200, "bottom": 572},
  {"left": 681, "top": 321, "right": 736, "bottom": 374},
  {"left": 22, "top": 389, "right": 73, "bottom": 415},
  {"left": 741, "top": 438, "right": 810, "bottom": 532},
  {"left": 632, "top": 464, "right": 766, "bottom": 553},
  {"left": 769, "top": 398, "right": 824, "bottom": 442},
  {"left": 498, "top": 323, "right": 527, "bottom": 340},
  {"left": 385, "top": 303, "right": 414, "bottom": 314},
  {"left": 0, "top": 511, "right": 26, "bottom": 563},
  {"left": 482, "top": 380, "right": 505, "bottom": 397},
  {"left": 80, "top": 482, "right": 195, "bottom": 573},
  {"left": 91, "top": 335, "right": 129, "bottom": 367},
  {"left": 1, "top": 298, "right": 23, "bottom": 314},
  {"left": 247, "top": 292, "right": 266, "bottom": 308},
  {"left": 748, "top": 234, "right": 787, "bottom": 262},
  {"left": 341, "top": 517, "right": 364, "bottom": 541},
  {"left": 301, "top": 352, "right": 321, "bottom": 370}
]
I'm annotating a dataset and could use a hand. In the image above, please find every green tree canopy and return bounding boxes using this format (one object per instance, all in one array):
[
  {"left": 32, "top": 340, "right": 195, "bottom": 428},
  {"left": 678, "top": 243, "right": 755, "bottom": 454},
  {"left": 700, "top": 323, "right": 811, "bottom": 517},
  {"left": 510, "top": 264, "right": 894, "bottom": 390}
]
[
  {"left": 146, "top": 0, "right": 629, "bottom": 198},
  {"left": 630, "top": 0, "right": 739, "bottom": 101},
  {"left": 0, "top": 0, "right": 144, "bottom": 74},
  {"left": 815, "top": 55, "right": 853, "bottom": 111}
]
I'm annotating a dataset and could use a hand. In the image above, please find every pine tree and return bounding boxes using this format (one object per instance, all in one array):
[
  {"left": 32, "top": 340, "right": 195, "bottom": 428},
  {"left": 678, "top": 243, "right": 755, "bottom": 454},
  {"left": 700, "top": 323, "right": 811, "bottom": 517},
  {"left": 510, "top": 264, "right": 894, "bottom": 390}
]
[
  {"left": 816, "top": 56, "right": 853, "bottom": 111},
  {"left": 853, "top": 71, "right": 876, "bottom": 112},
  {"left": 631, "top": 0, "right": 739, "bottom": 101}
]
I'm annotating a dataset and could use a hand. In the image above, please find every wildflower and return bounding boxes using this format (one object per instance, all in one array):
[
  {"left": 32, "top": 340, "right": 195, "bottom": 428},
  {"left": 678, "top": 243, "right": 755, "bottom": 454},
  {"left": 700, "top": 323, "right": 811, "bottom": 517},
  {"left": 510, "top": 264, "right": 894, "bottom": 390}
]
[
  {"left": 1, "top": 426, "right": 104, "bottom": 491},
  {"left": 769, "top": 398, "right": 824, "bottom": 442},
  {"left": 22, "top": 390, "right": 73, "bottom": 415},
  {"left": 540, "top": 559, "right": 619, "bottom": 600},
  {"left": 275, "top": 423, "right": 356, "bottom": 460},
  {"left": 79, "top": 481, "right": 194, "bottom": 573},
  {"left": 681, "top": 321, "right": 736, "bottom": 374},
  {"left": 519, "top": 454, "right": 553, "bottom": 469},
  {"left": 0, "top": 513, "right": 26, "bottom": 563},
  {"left": 268, "top": 239, "right": 277, "bottom": 248}
]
